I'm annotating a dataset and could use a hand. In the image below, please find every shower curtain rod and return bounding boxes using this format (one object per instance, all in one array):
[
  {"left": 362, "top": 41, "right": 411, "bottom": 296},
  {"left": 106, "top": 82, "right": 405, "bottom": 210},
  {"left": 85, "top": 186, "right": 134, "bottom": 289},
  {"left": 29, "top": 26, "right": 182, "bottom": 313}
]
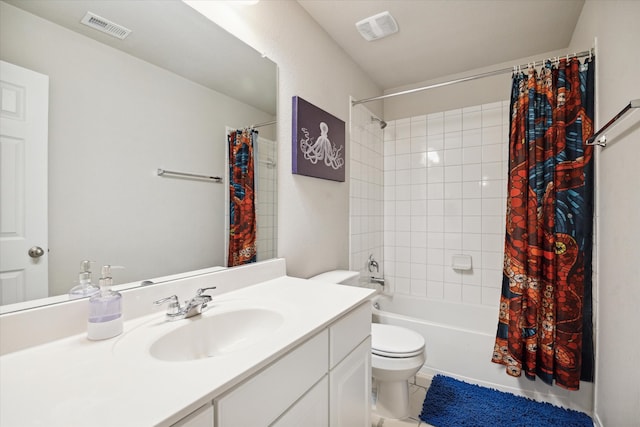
[
  {"left": 352, "top": 49, "right": 594, "bottom": 106},
  {"left": 250, "top": 120, "right": 277, "bottom": 129},
  {"left": 157, "top": 168, "right": 222, "bottom": 183}
]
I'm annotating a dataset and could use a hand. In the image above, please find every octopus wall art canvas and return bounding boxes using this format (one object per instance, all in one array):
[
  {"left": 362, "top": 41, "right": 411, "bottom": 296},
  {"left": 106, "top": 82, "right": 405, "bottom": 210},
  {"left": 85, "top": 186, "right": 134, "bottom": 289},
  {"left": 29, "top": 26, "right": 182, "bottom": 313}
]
[{"left": 292, "top": 96, "right": 345, "bottom": 182}]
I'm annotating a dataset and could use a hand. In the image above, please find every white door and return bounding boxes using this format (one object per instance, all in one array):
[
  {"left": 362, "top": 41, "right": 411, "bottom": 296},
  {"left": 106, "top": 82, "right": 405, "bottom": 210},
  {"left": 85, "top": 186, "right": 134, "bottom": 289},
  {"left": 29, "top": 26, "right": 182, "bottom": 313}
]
[{"left": 0, "top": 60, "right": 49, "bottom": 305}]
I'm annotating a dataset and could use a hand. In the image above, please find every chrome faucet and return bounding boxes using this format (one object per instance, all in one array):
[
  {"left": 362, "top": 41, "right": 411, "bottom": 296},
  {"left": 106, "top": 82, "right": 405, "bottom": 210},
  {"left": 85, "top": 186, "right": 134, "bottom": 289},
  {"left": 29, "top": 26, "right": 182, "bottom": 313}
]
[
  {"left": 153, "top": 286, "right": 217, "bottom": 321},
  {"left": 368, "top": 254, "right": 379, "bottom": 273}
]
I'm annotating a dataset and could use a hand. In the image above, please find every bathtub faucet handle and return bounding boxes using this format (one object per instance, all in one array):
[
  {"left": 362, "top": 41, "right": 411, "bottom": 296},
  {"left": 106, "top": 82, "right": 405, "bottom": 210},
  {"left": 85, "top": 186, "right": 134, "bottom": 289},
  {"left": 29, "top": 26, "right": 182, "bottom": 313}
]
[{"left": 368, "top": 254, "right": 379, "bottom": 273}]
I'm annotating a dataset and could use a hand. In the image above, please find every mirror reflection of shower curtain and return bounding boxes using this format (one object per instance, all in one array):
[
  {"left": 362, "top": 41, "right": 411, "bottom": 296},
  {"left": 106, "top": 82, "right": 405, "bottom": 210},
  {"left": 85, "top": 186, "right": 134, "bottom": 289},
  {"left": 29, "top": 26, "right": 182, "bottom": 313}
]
[{"left": 227, "top": 129, "right": 257, "bottom": 266}]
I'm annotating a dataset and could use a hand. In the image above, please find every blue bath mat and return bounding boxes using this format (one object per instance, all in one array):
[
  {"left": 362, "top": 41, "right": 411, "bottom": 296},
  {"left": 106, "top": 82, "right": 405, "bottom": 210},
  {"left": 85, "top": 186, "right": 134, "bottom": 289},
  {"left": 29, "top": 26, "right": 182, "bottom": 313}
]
[{"left": 420, "top": 375, "right": 593, "bottom": 427}]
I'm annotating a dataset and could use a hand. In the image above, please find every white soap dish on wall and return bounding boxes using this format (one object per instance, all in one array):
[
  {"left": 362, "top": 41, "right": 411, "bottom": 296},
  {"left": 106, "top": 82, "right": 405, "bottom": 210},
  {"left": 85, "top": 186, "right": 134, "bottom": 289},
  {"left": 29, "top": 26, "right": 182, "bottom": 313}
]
[{"left": 451, "top": 254, "right": 472, "bottom": 271}]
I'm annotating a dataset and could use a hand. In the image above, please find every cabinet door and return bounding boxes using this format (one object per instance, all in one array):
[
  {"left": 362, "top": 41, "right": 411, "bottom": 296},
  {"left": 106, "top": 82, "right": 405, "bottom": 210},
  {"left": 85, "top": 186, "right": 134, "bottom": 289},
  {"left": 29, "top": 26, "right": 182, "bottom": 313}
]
[
  {"left": 170, "top": 403, "right": 213, "bottom": 427},
  {"left": 271, "top": 376, "right": 328, "bottom": 427},
  {"left": 329, "top": 337, "right": 371, "bottom": 427}
]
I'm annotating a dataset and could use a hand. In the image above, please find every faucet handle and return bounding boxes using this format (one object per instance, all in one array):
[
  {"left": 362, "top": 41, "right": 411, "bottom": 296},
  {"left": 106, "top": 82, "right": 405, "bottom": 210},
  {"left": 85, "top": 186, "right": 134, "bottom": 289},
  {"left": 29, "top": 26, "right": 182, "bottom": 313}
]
[
  {"left": 153, "top": 295, "right": 181, "bottom": 315},
  {"left": 195, "top": 286, "right": 217, "bottom": 297},
  {"left": 195, "top": 287, "right": 217, "bottom": 306},
  {"left": 368, "top": 254, "right": 380, "bottom": 273}
]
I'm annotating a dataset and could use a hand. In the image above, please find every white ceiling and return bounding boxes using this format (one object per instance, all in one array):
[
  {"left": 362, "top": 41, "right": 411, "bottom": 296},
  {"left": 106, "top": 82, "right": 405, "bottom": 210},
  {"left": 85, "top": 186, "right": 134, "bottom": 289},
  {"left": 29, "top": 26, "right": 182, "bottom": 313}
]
[{"left": 298, "top": 0, "right": 585, "bottom": 91}]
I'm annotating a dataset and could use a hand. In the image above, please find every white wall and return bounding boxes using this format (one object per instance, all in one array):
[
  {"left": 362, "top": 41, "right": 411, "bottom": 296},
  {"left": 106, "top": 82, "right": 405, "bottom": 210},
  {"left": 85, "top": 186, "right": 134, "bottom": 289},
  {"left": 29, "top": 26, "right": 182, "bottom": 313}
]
[
  {"left": 0, "top": 3, "right": 273, "bottom": 295},
  {"left": 568, "top": 1, "right": 640, "bottom": 425},
  {"left": 185, "top": 1, "right": 383, "bottom": 278}
]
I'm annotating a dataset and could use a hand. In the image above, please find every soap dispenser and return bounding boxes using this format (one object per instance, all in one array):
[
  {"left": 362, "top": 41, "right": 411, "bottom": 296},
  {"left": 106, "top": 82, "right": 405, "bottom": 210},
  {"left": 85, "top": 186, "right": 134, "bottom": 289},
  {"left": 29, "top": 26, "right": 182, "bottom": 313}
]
[
  {"left": 87, "top": 265, "right": 123, "bottom": 340},
  {"left": 69, "top": 260, "right": 100, "bottom": 299}
]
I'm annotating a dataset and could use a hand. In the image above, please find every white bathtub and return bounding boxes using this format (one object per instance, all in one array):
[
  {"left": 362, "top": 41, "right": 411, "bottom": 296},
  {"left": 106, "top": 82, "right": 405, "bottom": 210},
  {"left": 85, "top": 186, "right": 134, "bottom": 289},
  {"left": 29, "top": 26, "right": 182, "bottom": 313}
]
[{"left": 371, "top": 292, "right": 594, "bottom": 415}]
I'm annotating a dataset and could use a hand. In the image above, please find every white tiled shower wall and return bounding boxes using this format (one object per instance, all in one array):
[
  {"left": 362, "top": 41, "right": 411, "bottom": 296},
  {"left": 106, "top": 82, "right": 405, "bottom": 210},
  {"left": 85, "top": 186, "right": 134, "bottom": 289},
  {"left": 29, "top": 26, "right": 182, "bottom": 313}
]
[
  {"left": 349, "top": 105, "right": 384, "bottom": 277},
  {"left": 256, "top": 137, "right": 278, "bottom": 261},
  {"left": 351, "top": 101, "right": 510, "bottom": 307}
]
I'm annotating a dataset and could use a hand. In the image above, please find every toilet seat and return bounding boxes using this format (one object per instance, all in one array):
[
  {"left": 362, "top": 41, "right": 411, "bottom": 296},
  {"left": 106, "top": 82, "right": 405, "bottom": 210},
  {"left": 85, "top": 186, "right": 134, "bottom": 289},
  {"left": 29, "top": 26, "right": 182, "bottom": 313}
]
[{"left": 371, "top": 323, "right": 425, "bottom": 358}]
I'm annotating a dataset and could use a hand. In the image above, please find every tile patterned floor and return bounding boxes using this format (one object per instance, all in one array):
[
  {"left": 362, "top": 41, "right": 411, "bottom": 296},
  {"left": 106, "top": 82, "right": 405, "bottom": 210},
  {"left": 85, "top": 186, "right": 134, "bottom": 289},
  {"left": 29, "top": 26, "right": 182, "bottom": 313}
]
[{"left": 371, "top": 373, "right": 435, "bottom": 427}]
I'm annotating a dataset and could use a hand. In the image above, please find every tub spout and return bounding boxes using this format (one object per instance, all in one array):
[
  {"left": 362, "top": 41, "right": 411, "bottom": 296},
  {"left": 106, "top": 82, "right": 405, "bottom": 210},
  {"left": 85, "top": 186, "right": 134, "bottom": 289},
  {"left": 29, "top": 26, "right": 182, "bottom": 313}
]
[{"left": 370, "top": 276, "right": 385, "bottom": 286}]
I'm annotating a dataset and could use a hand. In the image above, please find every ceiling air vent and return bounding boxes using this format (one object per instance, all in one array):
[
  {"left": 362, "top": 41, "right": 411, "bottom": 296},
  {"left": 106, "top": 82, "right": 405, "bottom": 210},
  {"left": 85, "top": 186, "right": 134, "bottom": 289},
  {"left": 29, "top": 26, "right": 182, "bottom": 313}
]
[
  {"left": 80, "top": 12, "right": 132, "bottom": 40},
  {"left": 356, "top": 11, "right": 398, "bottom": 41}
]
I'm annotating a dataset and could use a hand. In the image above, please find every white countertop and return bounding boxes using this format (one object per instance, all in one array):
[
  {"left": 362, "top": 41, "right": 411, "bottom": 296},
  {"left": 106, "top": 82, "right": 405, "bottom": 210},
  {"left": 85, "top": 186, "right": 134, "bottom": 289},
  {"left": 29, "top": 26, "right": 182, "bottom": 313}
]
[{"left": 0, "top": 276, "right": 374, "bottom": 427}]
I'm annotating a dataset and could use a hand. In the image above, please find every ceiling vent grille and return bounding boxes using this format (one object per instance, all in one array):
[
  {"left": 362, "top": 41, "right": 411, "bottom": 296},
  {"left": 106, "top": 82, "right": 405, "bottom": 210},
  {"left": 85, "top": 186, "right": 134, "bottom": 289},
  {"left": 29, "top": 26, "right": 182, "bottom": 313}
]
[
  {"left": 80, "top": 12, "right": 131, "bottom": 40},
  {"left": 355, "top": 11, "right": 398, "bottom": 41}
]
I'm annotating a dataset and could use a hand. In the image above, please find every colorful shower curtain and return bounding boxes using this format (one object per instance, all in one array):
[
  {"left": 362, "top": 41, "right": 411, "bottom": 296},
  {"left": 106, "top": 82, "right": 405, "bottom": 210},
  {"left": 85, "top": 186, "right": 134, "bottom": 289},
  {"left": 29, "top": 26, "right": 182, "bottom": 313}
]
[
  {"left": 492, "top": 57, "right": 595, "bottom": 390},
  {"left": 228, "top": 129, "right": 257, "bottom": 267}
]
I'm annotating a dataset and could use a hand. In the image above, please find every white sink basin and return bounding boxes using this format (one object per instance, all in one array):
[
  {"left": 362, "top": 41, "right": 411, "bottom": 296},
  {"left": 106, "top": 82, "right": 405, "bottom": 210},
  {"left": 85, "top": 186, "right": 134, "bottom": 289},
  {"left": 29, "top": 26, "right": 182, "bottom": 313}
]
[{"left": 149, "top": 308, "right": 284, "bottom": 362}]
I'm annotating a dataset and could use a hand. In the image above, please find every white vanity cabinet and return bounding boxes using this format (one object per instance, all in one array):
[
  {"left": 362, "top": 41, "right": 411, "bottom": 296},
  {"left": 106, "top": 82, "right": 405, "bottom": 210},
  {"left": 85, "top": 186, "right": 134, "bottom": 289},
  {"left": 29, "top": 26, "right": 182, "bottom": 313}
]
[
  {"left": 0, "top": 261, "right": 377, "bottom": 427},
  {"left": 214, "top": 302, "right": 371, "bottom": 427}
]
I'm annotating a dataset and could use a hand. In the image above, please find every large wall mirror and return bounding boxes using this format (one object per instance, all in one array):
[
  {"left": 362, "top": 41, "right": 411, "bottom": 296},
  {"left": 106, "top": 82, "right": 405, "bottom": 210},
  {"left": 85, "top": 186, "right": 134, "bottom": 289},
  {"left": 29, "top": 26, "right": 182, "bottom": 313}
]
[{"left": 0, "top": 0, "right": 277, "bottom": 312}]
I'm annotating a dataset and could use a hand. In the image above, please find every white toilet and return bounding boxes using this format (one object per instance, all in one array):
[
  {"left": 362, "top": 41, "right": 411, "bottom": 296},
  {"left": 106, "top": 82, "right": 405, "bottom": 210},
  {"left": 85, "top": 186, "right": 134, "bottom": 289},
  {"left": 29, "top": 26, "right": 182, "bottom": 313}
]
[
  {"left": 309, "top": 270, "right": 426, "bottom": 420},
  {"left": 371, "top": 323, "right": 425, "bottom": 419}
]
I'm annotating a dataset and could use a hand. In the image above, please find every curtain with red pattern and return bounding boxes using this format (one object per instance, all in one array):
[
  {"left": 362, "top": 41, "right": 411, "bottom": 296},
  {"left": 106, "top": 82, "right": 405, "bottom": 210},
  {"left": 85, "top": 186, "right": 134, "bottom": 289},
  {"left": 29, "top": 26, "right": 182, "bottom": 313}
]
[
  {"left": 228, "top": 129, "right": 257, "bottom": 267},
  {"left": 492, "top": 57, "right": 595, "bottom": 390}
]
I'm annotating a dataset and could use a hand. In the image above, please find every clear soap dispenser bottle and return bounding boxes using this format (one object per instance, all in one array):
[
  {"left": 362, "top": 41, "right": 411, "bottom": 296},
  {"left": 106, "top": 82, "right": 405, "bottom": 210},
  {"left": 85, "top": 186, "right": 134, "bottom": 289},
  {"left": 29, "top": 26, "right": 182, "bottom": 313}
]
[
  {"left": 69, "top": 260, "right": 100, "bottom": 299},
  {"left": 87, "top": 265, "right": 123, "bottom": 340}
]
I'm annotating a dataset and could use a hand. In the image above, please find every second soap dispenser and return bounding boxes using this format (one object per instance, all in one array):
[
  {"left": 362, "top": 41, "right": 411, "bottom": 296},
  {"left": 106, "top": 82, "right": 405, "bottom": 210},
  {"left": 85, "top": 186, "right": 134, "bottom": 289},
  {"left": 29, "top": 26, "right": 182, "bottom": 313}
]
[
  {"left": 69, "top": 260, "right": 99, "bottom": 299},
  {"left": 87, "top": 265, "right": 123, "bottom": 341}
]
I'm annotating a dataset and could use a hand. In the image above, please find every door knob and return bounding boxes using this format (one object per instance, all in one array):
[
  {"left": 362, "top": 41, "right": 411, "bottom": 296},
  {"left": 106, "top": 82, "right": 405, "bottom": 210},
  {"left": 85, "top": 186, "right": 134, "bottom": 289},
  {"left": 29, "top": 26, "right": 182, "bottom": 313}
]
[{"left": 28, "top": 246, "right": 45, "bottom": 258}]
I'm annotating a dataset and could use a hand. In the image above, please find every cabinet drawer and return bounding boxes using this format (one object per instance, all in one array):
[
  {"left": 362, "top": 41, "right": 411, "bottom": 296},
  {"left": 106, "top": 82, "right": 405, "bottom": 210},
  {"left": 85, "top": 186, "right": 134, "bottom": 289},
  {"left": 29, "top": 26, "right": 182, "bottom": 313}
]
[
  {"left": 216, "top": 330, "right": 328, "bottom": 426},
  {"left": 271, "top": 375, "right": 328, "bottom": 427},
  {"left": 170, "top": 403, "right": 214, "bottom": 427},
  {"left": 329, "top": 302, "right": 371, "bottom": 368}
]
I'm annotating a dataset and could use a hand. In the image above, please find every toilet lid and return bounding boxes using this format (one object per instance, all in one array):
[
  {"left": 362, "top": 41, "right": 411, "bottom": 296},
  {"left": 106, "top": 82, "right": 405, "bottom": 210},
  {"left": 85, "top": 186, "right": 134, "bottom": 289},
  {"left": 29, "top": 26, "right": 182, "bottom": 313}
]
[{"left": 371, "top": 323, "right": 425, "bottom": 358}]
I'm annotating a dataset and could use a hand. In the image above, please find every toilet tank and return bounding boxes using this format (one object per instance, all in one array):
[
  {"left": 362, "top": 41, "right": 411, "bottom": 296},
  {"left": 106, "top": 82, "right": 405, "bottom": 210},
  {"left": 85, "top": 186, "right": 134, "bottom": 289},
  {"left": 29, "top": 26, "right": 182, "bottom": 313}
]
[{"left": 308, "top": 270, "right": 360, "bottom": 286}]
